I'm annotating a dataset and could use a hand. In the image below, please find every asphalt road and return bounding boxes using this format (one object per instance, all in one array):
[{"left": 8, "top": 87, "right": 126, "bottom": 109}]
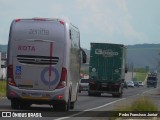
[{"left": 0, "top": 73, "right": 160, "bottom": 120}]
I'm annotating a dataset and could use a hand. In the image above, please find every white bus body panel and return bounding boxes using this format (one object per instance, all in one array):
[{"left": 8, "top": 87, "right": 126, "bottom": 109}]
[{"left": 7, "top": 19, "right": 80, "bottom": 108}]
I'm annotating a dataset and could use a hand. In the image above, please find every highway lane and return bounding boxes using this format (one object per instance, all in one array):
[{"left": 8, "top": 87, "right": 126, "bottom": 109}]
[
  {"left": 0, "top": 87, "right": 159, "bottom": 120},
  {"left": 0, "top": 72, "right": 135, "bottom": 111},
  {"left": 75, "top": 87, "right": 146, "bottom": 110},
  {"left": 0, "top": 85, "right": 154, "bottom": 112},
  {"left": 0, "top": 73, "right": 159, "bottom": 120},
  {"left": 0, "top": 86, "right": 158, "bottom": 120}
]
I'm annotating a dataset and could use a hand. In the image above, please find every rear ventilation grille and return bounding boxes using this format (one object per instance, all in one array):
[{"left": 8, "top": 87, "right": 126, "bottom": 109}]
[{"left": 17, "top": 55, "right": 59, "bottom": 65}]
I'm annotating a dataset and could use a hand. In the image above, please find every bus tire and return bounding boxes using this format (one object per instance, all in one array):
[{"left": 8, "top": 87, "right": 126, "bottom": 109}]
[
  {"left": 11, "top": 99, "right": 20, "bottom": 109},
  {"left": 70, "top": 102, "right": 74, "bottom": 109}
]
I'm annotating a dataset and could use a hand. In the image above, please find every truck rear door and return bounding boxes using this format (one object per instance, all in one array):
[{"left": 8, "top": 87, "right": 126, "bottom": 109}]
[{"left": 90, "top": 43, "right": 123, "bottom": 82}]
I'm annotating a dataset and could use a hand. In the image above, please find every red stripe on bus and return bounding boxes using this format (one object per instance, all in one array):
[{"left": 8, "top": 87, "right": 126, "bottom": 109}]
[
  {"left": 49, "top": 42, "right": 53, "bottom": 88},
  {"left": 49, "top": 42, "right": 53, "bottom": 76}
]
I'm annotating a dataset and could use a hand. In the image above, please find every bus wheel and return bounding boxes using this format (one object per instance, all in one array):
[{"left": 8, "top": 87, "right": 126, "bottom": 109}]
[
  {"left": 54, "top": 96, "right": 71, "bottom": 112},
  {"left": 11, "top": 99, "right": 20, "bottom": 109},
  {"left": 70, "top": 102, "right": 74, "bottom": 109},
  {"left": 19, "top": 101, "right": 31, "bottom": 110}
]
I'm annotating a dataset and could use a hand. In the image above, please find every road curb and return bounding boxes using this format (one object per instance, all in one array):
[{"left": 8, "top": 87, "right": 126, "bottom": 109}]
[{"left": 0, "top": 97, "right": 7, "bottom": 99}]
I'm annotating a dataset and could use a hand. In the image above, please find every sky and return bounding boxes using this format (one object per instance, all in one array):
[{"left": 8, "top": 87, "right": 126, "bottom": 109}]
[{"left": 0, "top": 0, "right": 160, "bottom": 49}]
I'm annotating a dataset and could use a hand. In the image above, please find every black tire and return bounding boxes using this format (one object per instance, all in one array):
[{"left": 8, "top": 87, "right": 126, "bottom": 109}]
[
  {"left": 88, "top": 91, "right": 94, "bottom": 96},
  {"left": 112, "top": 93, "right": 116, "bottom": 97},
  {"left": 112, "top": 93, "right": 122, "bottom": 97},
  {"left": 11, "top": 99, "right": 20, "bottom": 109},
  {"left": 95, "top": 92, "right": 101, "bottom": 96},
  {"left": 54, "top": 95, "right": 71, "bottom": 112},
  {"left": 118, "top": 92, "right": 122, "bottom": 97},
  {"left": 54, "top": 102, "right": 68, "bottom": 112},
  {"left": 19, "top": 102, "right": 31, "bottom": 110},
  {"left": 113, "top": 88, "right": 123, "bottom": 98},
  {"left": 70, "top": 102, "right": 74, "bottom": 109},
  {"left": 88, "top": 91, "right": 101, "bottom": 96}
]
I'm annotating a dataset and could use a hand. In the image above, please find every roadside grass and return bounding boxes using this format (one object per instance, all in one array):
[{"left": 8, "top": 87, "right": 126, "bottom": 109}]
[
  {"left": 0, "top": 80, "right": 6, "bottom": 97},
  {"left": 117, "top": 96, "right": 157, "bottom": 111},
  {"left": 110, "top": 96, "right": 158, "bottom": 120},
  {"left": 135, "top": 72, "right": 148, "bottom": 82}
]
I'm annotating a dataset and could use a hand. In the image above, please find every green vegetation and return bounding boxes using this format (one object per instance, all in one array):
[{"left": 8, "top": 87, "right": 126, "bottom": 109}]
[
  {"left": 115, "top": 96, "right": 158, "bottom": 111},
  {"left": 126, "top": 96, "right": 157, "bottom": 111},
  {"left": 80, "top": 64, "right": 89, "bottom": 75},
  {"left": 80, "top": 69, "right": 89, "bottom": 75},
  {"left": 0, "top": 81, "right": 6, "bottom": 97},
  {"left": 134, "top": 67, "right": 149, "bottom": 73},
  {"left": 132, "top": 68, "right": 148, "bottom": 82},
  {"left": 135, "top": 72, "right": 147, "bottom": 82},
  {"left": 110, "top": 96, "right": 158, "bottom": 120}
]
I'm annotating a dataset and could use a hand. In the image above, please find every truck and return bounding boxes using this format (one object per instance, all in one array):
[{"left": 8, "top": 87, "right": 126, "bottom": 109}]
[
  {"left": 88, "top": 43, "right": 127, "bottom": 97},
  {"left": 147, "top": 72, "right": 158, "bottom": 88},
  {"left": 7, "top": 18, "right": 86, "bottom": 111}
]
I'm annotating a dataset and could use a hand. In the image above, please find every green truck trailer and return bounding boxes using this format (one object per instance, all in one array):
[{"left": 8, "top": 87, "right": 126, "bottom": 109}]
[{"left": 88, "top": 43, "right": 127, "bottom": 97}]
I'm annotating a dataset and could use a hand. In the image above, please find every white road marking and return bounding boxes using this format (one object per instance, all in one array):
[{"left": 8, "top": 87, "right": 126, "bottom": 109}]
[
  {"left": 54, "top": 98, "right": 126, "bottom": 120},
  {"left": 0, "top": 97, "right": 7, "bottom": 99},
  {"left": 142, "top": 88, "right": 157, "bottom": 94}
]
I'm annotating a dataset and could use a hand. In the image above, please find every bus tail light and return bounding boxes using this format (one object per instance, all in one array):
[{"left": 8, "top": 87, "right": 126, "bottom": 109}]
[
  {"left": 8, "top": 65, "right": 16, "bottom": 86},
  {"left": 15, "top": 19, "right": 21, "bottom": 22},
  {"left": 57, "top": 95, "right": 63, "bottom": 99},
  {"left": 59, "top": 20, "right": 65, "bottom": 25},
  {"left": 56, "top": 67, "right": 67, "bottom": 89}
]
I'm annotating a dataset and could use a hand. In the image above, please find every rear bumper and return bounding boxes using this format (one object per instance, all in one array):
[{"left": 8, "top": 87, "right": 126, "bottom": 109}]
[
  {"left": 147, "top": 83, "right": 157, "bottom": 87},
  {"left": 89, "top": 82, "right": 123, "bottom": 93},
  {"left": 79, "top": 87, "right": 89, "bottom": 91},
  {"left": 7, "top": 85, "right": 68, "bottom": 104},
  {"left": 88, "top": 90, "right": 120, "bottom": 94}
]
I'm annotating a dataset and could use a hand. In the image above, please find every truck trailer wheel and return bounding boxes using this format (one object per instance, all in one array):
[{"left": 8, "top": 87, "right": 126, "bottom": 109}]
[
  {"left": 88, "top": 91, "right": 101, "bottom": 96},
  {"left": 112, "top": 93, "right": 122, "bottom": 97},
  {"left": 88, "top": 91, "right": 92, "bottom": 96},
  {"left": 95, "top": 92, "right": 101, "bottom": 96},
  {"left": 112, "top": 89, "right": 123, "bottom": 98}
]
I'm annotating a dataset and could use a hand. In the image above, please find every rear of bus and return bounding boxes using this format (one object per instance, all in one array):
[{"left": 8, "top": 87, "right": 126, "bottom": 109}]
[{"left": 7, "top": 18, "right": 70, "bottom": 110}]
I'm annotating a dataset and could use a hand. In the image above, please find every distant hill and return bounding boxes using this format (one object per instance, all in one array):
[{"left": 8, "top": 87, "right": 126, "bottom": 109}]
[
  {"left": 1, "top": 44, "right": 160, "bottom": 70},
  {"left": 0, "top": 45, "right": 7, "bottom": 53},
  {"left": 127, "top": 44, "right": 160, "bottom": 70},
  {"left": 127, "top": 44, "right": 160, "bottom": 49}
]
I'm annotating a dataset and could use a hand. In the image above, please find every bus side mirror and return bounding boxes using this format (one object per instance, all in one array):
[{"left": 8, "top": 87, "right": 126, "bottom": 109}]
[{"left": 81, "top": 48, "right": 87, "bottom": 63}]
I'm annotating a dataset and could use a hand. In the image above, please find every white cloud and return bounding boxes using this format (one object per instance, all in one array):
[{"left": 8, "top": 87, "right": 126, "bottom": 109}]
[
  {"left": 76, "top": 0, "right": 115, "bottom": 35},
  {"left": 0, "top": 0, "right": 151, "bottom": 46},
  {"left": 122, "top": 20, "right": 149, "bottom": 43},
  {"left": 76, "top": 0, "right": 149, "bottom": 45},
  {"left": 115, "top": 0, "right": 128, "bottom": 13}
]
